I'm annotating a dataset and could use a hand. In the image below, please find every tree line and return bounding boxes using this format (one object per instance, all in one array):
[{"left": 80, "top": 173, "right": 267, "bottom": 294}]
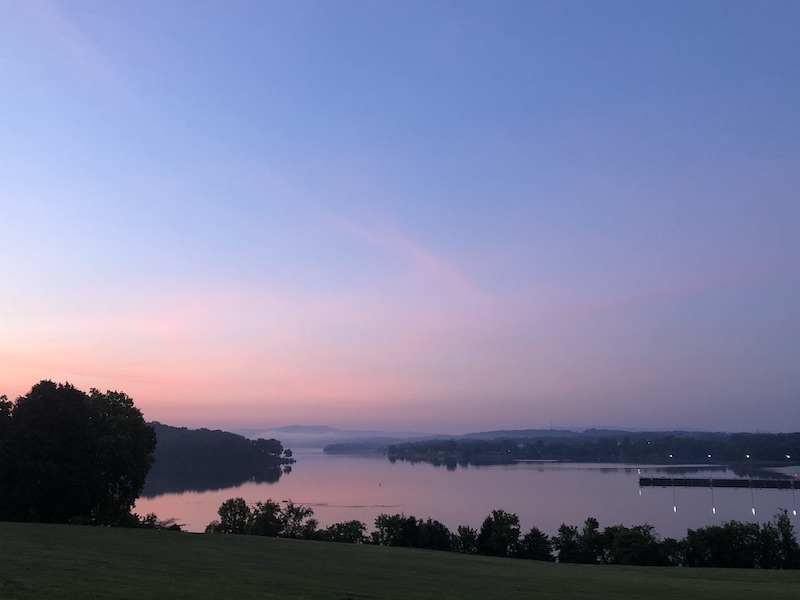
[
  {"left": 382, "top": 432, "right": 800, "bottom": 467},
  {"left": 206, "top": 496, "right": 800, "bottom": 569},
  {"left": 143, "top": 422, "right": 294, "bottom": 496}
]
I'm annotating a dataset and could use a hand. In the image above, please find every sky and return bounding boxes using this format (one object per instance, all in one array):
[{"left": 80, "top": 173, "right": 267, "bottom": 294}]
[{"left": 1, "top": 1, "right": 799, "bottom": 434}]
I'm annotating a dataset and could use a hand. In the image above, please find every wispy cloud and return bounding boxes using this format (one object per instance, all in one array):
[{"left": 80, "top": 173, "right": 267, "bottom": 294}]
[{"left": 324, "top": 211, "right": 491, "bottom": 303}]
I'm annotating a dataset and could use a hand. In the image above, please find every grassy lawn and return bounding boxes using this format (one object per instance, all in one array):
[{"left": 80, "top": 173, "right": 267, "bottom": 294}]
[{"left": 1, "top": 522, "right": 799, "bottom": 599}]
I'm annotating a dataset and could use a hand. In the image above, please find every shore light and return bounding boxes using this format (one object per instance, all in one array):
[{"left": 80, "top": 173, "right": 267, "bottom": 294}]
[
  {"left": 672, "top": 484, "right": 677, "bottom": 513},
  {"left": 710, "top": 485, "right": 716, "bottom": 515}
]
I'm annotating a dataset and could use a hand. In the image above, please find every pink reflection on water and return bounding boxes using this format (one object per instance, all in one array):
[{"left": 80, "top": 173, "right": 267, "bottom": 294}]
[{"left": 134, "top": 451, "right": 799, "bottom": 539}]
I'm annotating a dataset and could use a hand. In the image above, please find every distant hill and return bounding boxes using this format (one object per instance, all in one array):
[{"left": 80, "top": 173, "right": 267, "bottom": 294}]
[
  {"left": 460, "top": 428, "right": 577, "bottom": 440},
  {"left": 233, "top": 425, "right": 444, "bottom": 448},
  {"left": 232, "top": 425, "right": 648, "bottom": 449},
  {"left": 230, "top": 424, "right": 771, "bottom": 452}
]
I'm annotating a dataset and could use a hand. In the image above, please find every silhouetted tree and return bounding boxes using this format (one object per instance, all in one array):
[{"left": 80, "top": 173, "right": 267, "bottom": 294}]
[
  {"left": 317, "top": 520, "right": 368, "bottom": 543},
  {"left": 577, "top": 517, "right": 604, "bottom": 563},
  {"left": 248, "top": 499, "right": 282, "bottom": 536},
  {"left": 516, "top": 527, "right": 554, "bottom": 561},
  {"left": 129, "top": 512, "right": 183, "bottom": 531},
  {"left": 0, "top": 395, "right": 10, "bottom": 440},
  {"left": 476, "top": 510, "right": 520, "bottom": 557},
  {"left": 213, "top": 497, "right": 252, "bottom": 534},
  {"left": 772, "top": 510, "right": 800, "bottom": 568},
  {"left": 418, "top": 518, "right": 453, "bottom": 551},
  {"left": 453, "top": 525, "right": 478, "bottom": 554},
  {"left": 682, "top": 520, "right": 761, "bottom": 568},
  {"left": 373, "top": 514, "right": 420, "bottom": 547},
  {"left": 0, "top": 381, "right": 155, "bottom": 525},
  {"left": 553, "top": 524, "right": 580, "bottom": 563},
  {"left": 281, "top": 500, "right": 318, "bottom": 539},
  {"left": 681, "top": 513, "right": 800, "bottom": 569},
  {"left": 603, "top": 523, "right": 668, "bottom": 566},
  {"left": 206, "top": 497, "right": 317, "bottom": 539}
]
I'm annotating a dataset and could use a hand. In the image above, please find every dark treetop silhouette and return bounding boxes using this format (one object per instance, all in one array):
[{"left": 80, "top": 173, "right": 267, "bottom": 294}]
[{"left": 0, "top": 381, "right": 155, "bottom": 525}]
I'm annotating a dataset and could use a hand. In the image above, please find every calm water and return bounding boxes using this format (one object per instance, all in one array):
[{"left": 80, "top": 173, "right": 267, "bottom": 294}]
[{"left": 134, "top": 449, "right": 800, "bottom": 539}]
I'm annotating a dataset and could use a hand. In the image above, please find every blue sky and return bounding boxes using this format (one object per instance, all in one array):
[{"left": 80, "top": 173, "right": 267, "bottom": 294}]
[{"left": 1, "top": 0, "right": 798, "bottom": 433}]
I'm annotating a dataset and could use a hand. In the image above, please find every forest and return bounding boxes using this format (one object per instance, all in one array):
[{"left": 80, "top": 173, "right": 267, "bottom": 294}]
[
  {"left": 374, "top": 431, "right": 800, "bottom": 468},
  {"left": 143, "top": 422, "right": 294, "bottom": 496}
]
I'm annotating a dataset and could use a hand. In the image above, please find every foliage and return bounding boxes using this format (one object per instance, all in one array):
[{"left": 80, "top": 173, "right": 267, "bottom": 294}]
[
  {"left": 384, "top": 431, "right": 800, "bottom": 466},
  {"left": 549, "top": 513, "right": 799, "bottom": 569},
  {"left": 372, "top": 513, "right": 420, "bottom": 547},
  {"left": 0, "top": 395, "right": 10, "bottom": 440},
  {"left": 249, "top": 500, "right": 283, "bottom": 537},
  {"left": 578, "top": 516, "right": 605, "bottom": 563},
  {"left": 452, "top": 525, "right": 478, "bottom": 554},
  {"left": 316, "top": 520, "right": 368, "bottom": 543},
  {"left": 682, "top": 511, "right": 800, "bottom": 569},
  {"left": 281, "top": 500, "right": 318, "bottom": 539},
  {"left": 552, "top": 524, "right": 580, "bottom": 562},
  {"left": 370, "top": 514, "right": 454, "bottom": 551},
  {"left": 476, "top": 509, "right": 521, "bottom": 557},
  {"left": 206, "top": 497, "right": 318, "bottom": 539},
  {"left": 0, "top": 381, "right": 155, "bottom": 525},
  {"left": 124, "top": 512, "right": 184, "bottom": 531},
  {"left": 215, "top": 497, "right": 253, "bottom": 534},
  {"left": 602, "top": 524, "right": 670, "bottom": 566},
  {"left": 418, "top": 518, "right": 454, "bottom": 551},
  {"left": 516, "top": 526, "right": 554, "bottom": 561},
  {"left": 773, "top": 510, "right": 800, "bottom": 568},
  {"left": 144, "top": 422, "right": 293, "bottom": 496}
]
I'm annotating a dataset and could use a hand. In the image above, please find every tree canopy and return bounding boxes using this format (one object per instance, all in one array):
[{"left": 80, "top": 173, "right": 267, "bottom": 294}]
[
  {"left": 0, "top": 381, "right": 156, "bottom": 525},
  {"left": 143, "top": 422, "right": 292, "bottom": 496}
]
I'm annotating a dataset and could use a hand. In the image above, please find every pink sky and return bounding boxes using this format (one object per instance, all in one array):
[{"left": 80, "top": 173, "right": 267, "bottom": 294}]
[{"left": 2, "top": 2, "right": 799, "bottom": 434}]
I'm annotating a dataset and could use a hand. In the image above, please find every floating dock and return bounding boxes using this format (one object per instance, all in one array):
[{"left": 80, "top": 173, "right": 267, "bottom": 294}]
[{"left": 639, "top": 477, "right": 797, "bottom": 489}]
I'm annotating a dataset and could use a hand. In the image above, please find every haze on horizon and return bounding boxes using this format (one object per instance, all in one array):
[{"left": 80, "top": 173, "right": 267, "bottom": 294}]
[{"left": 1, "top": 1, "right": 798, "bottom": 436}]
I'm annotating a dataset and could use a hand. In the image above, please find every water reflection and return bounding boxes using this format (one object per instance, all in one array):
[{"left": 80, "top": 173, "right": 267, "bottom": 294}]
[
  {"left": 134, "top": 450, "right": 799, "bottom": 538},
  {"left": 141, "top": 463, "right": 292, "bottom": 497}
]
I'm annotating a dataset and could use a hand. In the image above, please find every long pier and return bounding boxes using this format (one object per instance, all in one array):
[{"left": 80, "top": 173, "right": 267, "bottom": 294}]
[{"left": 639, "top": 477, "right": 797, "bottom": 489}]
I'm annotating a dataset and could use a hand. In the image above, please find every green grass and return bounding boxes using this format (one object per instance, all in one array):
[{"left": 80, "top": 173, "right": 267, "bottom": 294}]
[{"left": 1, "top": 522, "right": 799, "bottom": 599}]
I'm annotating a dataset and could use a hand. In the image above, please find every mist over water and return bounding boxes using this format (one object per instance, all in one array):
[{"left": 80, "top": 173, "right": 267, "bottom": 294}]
[{"left": 135, "top": 450, "right": 799, "bottom": 538}]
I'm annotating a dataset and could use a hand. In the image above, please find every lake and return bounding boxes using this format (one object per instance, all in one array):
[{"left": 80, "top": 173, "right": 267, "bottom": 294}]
[{"left": 134, "top": 449, "right": 800, "bottom": 539}]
